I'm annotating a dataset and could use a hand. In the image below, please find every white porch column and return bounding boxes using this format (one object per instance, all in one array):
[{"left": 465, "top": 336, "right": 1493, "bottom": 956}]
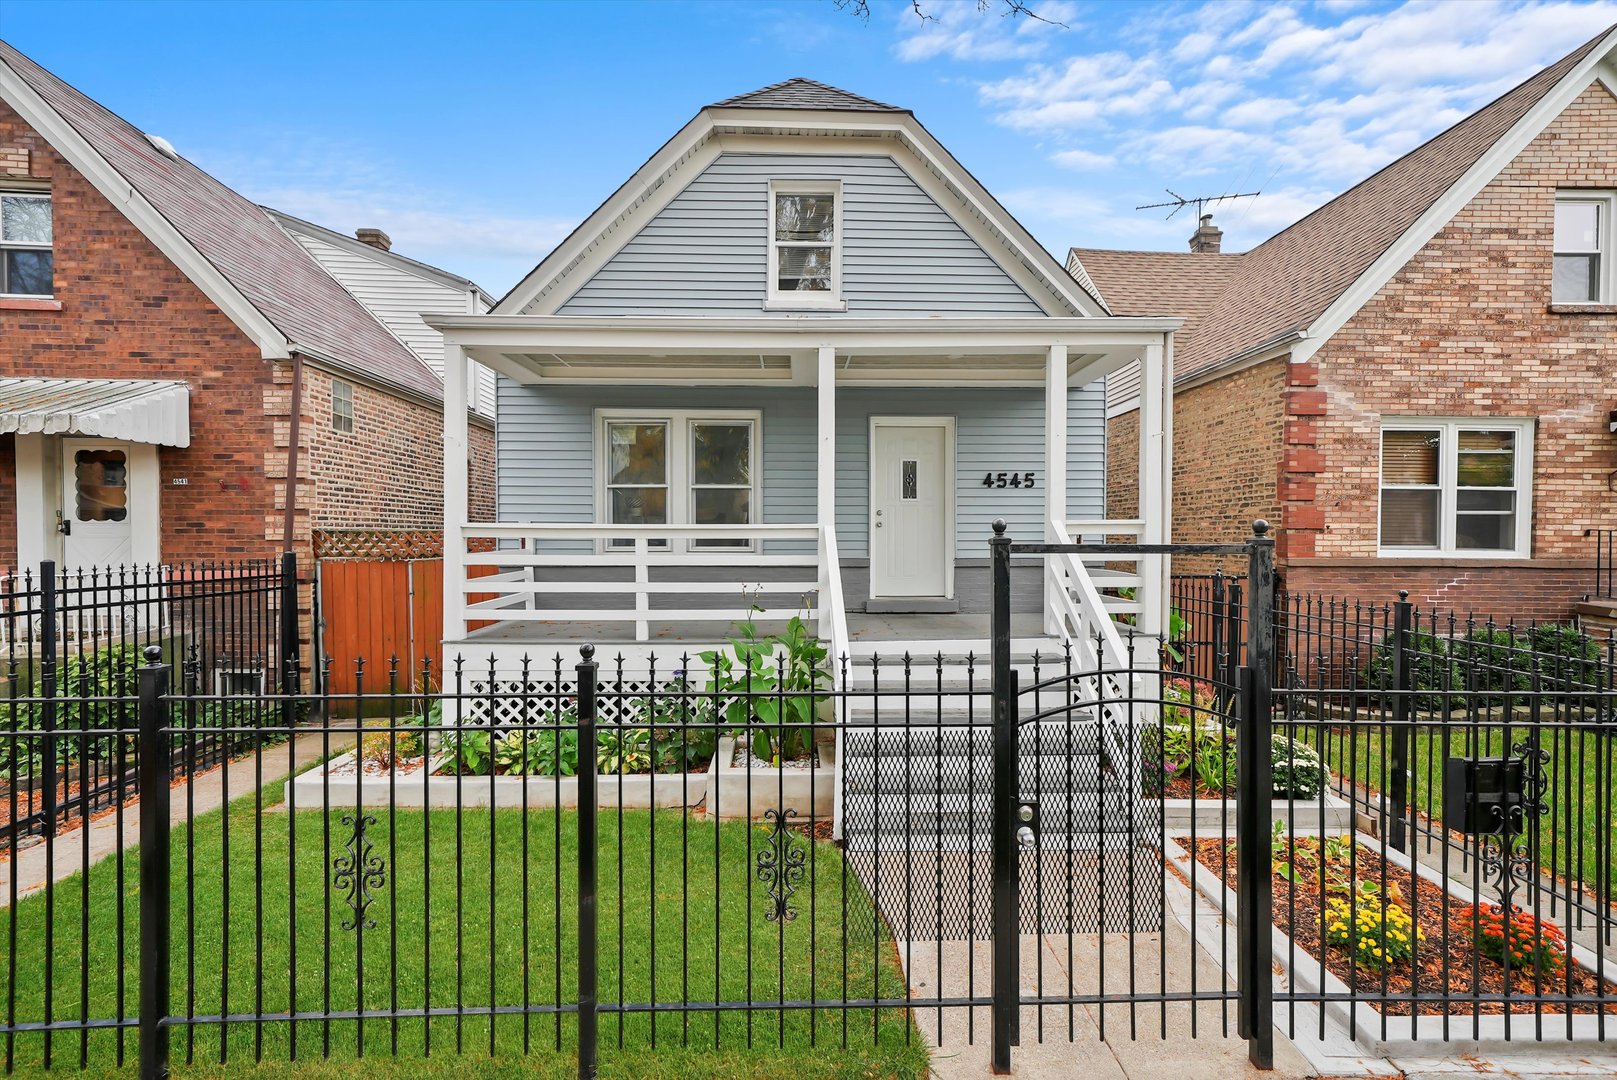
[
  {"left": 817, "top": 345, "right": 836, "bottom": 531},
  {"left": 1137, "top": 340, "right": 1167, "bottom": 639},
  {"left": 443, "top": 341, "right": 469, "bottom": 643},
  {"left": 1044, "top": 344, "right": 1068, "bottom": 635}
]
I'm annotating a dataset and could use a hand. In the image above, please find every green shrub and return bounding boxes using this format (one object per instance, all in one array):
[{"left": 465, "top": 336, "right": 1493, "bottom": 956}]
[
  {"left": 1524, "top": 624, "right": 1604, "bottom": 711},
  {"left": 1452, "top": 627, "right": 1533, "bottom": 705},
  {"left": 1361, "top": 631, "right": 1458, "bottom": 710}
]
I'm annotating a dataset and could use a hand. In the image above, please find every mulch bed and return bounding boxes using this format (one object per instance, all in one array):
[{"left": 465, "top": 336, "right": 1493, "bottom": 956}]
[
  {"left": 1151, "top": 776, "right": 1318, "bottom": 801},
  {"left": 1188, "top": 837, "right": 1617, "bottom": 1016}
]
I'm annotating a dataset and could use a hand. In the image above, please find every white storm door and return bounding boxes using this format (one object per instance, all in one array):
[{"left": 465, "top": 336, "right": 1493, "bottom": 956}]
[
  {"left": 60, "top": 439, "right": 134, "bottom": 568},
  {"left": 869, "top": 419, "right": 952, "bottom": 599}
]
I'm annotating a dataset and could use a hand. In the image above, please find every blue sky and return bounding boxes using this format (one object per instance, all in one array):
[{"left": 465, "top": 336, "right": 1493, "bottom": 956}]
[{"left": 4, "top": 0, "right": 1615, "bottom": 295}]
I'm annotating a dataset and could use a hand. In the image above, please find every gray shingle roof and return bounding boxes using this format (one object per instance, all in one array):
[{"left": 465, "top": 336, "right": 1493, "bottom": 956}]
[
  {"left": 711, "top": 78, "right": 904, "bottom": 113},
  {"left": 1068, "top": 25, "right": 1615, "bottom": 381},
  {"left": 0, "top": 40, "right": 444, "bottom": 402}
]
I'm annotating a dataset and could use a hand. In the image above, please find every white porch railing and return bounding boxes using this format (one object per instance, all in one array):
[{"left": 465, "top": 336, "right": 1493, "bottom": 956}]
[
  {"left": 455, "top": 523, "right": 824, "bottom": 643},
  {"left": 1045, "top": 519, "right": 1157, "bottom": 812}
]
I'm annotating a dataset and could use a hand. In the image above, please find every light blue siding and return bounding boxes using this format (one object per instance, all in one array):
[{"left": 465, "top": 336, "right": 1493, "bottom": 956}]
[
  {"left": 496, "top": 379, "right": 1106, "bottom": 559},
  {"left": 554, "top": 152, "right": 1051, "bottom": 316}
]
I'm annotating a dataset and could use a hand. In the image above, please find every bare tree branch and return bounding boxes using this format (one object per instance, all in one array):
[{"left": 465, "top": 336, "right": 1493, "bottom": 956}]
[{"left": 832, "top": 0, "right": 1064, "bottom": 28}]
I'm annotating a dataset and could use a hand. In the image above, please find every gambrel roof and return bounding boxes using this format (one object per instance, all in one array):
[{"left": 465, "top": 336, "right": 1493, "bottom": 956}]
[
  {"left": 497, "top": 78, "right": 1105, "bottom": 317},
  {"left": 711, "top": 78, "right": 904, "bottom": 113},
  {"left": 0, "top": 39, "right": 445, "bottom": 403},
  {"left": 1070, "top": 24, "right": 1617, "bottom": 382}
]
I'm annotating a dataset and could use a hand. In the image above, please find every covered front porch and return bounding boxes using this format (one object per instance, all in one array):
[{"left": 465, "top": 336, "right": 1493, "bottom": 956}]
[{"left": 432, "top": 315, "right": 1176, "bottom": 668}]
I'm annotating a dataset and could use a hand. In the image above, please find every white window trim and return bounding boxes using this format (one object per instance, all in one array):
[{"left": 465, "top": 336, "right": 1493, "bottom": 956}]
[
  {"left": 1377, "top": 417, "right": 1534, "bottom": 559},
  {"left": 331, "top": 379, "right": 355, "bottom": 434},
  {"left": 594, "top": 408, "right": 763, "bottom": 553},
  {"left": 765, "top": 180, "right": 843, "bottom": 310},
  {"left": 0, "top": 188, "right": 53, "bottom": 299},
  {"left": 1553, "top": 190, "right": 1615, "bottom": 305}
]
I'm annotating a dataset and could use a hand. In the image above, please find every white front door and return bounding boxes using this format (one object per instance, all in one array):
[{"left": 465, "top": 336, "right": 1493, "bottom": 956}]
[
  {"left": 869, "top": 418, "right": 953, "bottom": 600},
  {"left": 60, "top": 438, "right": 134, "bottom": 568}
]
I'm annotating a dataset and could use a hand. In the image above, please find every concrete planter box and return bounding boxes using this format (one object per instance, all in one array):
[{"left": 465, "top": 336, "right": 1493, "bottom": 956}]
[
  {"left": 706, "top": 735, "right": 836, "bottom": 821},
  {"left": 1174, "top": 832, "right": 1617, "bottom": 1058},
  {"left": 1159, "top": 790, "right": 1353, "bottom": 833},
  {"left": 284, "top": 752, "right": 708, "bottom": 811}
]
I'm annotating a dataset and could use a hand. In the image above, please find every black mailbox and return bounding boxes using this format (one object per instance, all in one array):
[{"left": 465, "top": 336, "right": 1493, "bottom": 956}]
[{"left": 1443, "top": 756, "right": 1526, "bottom": 835}]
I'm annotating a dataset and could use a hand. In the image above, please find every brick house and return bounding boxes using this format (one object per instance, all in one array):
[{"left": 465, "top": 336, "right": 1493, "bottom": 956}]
[
  {"left": 0, "top": 40, "right": 495, "bottom": 604},
  {"left": 1074, "top": 26, "right": 1617, "bottom": 622}
]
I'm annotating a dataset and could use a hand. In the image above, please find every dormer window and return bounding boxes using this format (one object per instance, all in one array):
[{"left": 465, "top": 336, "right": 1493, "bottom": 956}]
[{"left": 767, "top": 181, "right": 841, "bottom": 308}]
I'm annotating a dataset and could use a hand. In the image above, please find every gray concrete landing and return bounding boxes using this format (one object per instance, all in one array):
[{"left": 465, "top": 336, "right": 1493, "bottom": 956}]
[{"left": 901, "top": 929, "right": 1315, "bottom": 1079}]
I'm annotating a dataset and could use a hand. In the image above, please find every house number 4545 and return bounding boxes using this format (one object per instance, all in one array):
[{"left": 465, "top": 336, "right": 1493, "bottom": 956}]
[{"left": 982, "top": 472, "right": 1036, "bottom": 489}]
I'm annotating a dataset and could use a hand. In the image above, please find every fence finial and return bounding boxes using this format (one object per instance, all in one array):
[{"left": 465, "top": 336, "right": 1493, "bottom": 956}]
[
  {"left": 579, "top": 642, "right": 596, "bottom": 662},
  {"left": 142, "top": 644, "right": 163, "bottom": 665},
  {"left": 1251, "top": 519, "right": 1270, "bottom": 537},
  {"left": 991, "top": 519, "right": 1007, "bottom": 536}
]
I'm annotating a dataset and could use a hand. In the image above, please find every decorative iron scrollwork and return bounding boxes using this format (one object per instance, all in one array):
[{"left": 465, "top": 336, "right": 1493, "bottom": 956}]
[
  {"left": 1479, "top": 742, "right": 1550, "bottom": 913},
  {"left": 332, "top": 812, "right": 386, "bottom": 931},
  {"left": 756, "top": 808, "right": 807, "bottom": 923}
]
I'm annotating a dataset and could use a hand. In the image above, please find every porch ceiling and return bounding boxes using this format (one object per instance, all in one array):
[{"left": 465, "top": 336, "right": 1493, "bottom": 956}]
[{"left": 425, "top": 314, "right": 1179, "bottom": 387}]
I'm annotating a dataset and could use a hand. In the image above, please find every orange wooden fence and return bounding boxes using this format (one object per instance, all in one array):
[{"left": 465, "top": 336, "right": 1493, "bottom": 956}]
[{"left": 317, "top": 558, "right": 444, "bottom": 695}]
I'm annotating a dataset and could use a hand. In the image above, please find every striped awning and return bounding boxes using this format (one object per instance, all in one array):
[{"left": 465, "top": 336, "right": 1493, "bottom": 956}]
[{"left": 0, "top": 377, "right": 190, "bottom": 446}]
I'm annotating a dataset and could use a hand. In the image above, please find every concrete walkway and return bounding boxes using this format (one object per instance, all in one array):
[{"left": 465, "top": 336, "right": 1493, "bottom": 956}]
[{"left": 0, "top": 731, "right": 339, "bottom": 906}]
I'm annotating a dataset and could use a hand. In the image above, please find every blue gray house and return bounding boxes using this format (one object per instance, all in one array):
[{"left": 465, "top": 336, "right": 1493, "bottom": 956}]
[{"left": 430, "top": 79, "right": 1176, "bottom": 677}]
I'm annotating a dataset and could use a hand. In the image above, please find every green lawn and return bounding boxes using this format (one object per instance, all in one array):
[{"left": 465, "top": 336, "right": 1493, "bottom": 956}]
[
  {"left": 1293, "top": 721, "right": 1616, "bottom": 897},
  {"left": 0, "top": 791, "right": 927, "bottom": 1079}
]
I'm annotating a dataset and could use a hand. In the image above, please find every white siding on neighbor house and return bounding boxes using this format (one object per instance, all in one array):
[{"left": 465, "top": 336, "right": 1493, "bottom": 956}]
[
  {"left": 495, "top": 380, "right": 1106, "bottom": 558},
  {"left": 1105, "top": 359, "right": 1143, "bottom": 417},
  {"left": 553, "top": 153, "right": 1048, "bottom": 317},
  {"left": 291, "top": 231, "right": 497, "bottom": 414}
]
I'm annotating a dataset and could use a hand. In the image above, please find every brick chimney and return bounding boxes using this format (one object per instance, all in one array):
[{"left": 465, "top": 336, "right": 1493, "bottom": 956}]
[
  {"left": 1189, "top": 214, "right": 1222, "bottom": 254},
  {"left": 355, "top": 227, "right": 392, "bottom": 252}
]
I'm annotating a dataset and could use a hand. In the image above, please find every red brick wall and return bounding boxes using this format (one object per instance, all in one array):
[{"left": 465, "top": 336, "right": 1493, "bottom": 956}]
[
  {"left": 469, "top": 422, "right": 496, "bottom": 521},
  {"left": 0, "top": 101, "right": 278, "bottom": 566},
  {"left": 1283, "top": 81, "right": 1617, "bottom": 616},
  {"left": 0, "top": 102, "right": 490, "bottom": 573},
  {"left": 1105, "top": 409, "right": 1139, "bottom": 520}
]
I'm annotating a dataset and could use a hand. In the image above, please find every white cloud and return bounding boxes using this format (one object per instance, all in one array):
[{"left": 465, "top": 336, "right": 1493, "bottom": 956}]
[
  {"left": 894, "top": 0, "right": 1075, "bottom": 62},
  {"left": 1050, "top": 147, "right": 1116, "bottom": 170}
]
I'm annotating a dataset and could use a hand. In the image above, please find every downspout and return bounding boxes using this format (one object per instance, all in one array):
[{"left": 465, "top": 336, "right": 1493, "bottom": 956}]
[{"left": 283, "top": 353, "right": 305, "bottom": 552}]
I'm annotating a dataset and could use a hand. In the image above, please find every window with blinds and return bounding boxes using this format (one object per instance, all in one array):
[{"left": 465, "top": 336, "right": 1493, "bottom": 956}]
[
  {"left": 767, "top": 181, "right": 841, "bottom": 308},
  {"left": 1378, "top": 421, "right": 1531, "bottom": 557}
]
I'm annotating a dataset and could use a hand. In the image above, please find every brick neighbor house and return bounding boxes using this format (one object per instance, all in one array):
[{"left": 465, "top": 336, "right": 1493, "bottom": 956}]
[
  {"left": 0, "top": 41, "right": 495, "bottom": 636},
  {"left": 1074, "top": 26, "right": 1617, "bottom": 625}
]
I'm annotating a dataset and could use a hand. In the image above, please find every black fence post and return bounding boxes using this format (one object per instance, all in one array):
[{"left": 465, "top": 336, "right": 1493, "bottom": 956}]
[
  {"left": 1237, "top": 522, "right": 1275, "bottom": 1071},
  {"left": 576, "top": 644, "right": 599, "bottom": 1080},
  {"left": 39, "top": 561, "right": 58, "bottom": 838},
  {"left": 138, "top": 644, "right": 171, "bottom": 1080},
  {"left": 1388, "top": 591, "right": 1413, "bottom": 853},
  {"left": 988, "top": 520, "right": 1018, "bottom": 1075},
  {"left": 279, "top": 550, "right": 300, "bottom": 701}
]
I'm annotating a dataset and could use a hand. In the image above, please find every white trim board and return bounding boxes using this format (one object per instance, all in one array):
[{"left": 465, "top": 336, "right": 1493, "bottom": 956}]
[
  {"left": 1293, "top": 28, "right": 1617, "bottom": 366},
  {"left": 494, "top": 105, "right": 1105, "bottom": 319},
  {"left": 0, "top": 54, "right": 290, "bottom": 359}
]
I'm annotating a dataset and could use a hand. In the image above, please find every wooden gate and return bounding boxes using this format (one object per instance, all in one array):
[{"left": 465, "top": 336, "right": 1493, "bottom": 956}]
[{"left": 317, "top": 557, "right": 443, "bottom": 695}]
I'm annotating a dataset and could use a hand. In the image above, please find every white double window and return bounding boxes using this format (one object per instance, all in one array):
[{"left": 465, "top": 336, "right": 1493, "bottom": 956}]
[
  {"left": 767, "top": 180, "right": 841, "bottom": 308},
  {"left": 598, "top": 410, "right": 760, "bottom": 550},
  {"left": 1553, "top": 192, "right": 1614, "bottom": 304},
  {"left": 1378, "top": 419, "right": 1533, "bottom": 558}
]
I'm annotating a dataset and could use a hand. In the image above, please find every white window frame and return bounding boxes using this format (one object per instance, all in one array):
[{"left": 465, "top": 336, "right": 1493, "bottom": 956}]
[
  {"left": 0, "top": 188, "right": 53, "bottom": 298},
  {"left": 1553, "top": 191, "right": 1615, "bottom": 305},
  {"left": 331, "top": 379, "right": 355, "bottom": 433},
  {"left": 765, "top": 180, "right": 843, "bottom": 310},
  {"left": 1377, "top": 417, "right": 1534, "bottom": 559},
  {"left": 594, "top": 408, "right": 762, "bottom": 553}
]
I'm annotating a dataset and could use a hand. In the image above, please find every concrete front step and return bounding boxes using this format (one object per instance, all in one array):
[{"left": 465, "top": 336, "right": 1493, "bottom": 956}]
[
  {"left": 842, "top": 790, "right": 1146, "bottom": 832},
  {"left": 838, "top": 750, "right": 1106, "bottom": 795},
  {"left": 840, "top": 719, "right": 1105, "bottom": 759}
]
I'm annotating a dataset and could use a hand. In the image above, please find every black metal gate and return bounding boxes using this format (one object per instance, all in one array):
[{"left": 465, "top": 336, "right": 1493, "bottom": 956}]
[{"left": 986, "top": 519, "right": 1277, "bottom": 1074}]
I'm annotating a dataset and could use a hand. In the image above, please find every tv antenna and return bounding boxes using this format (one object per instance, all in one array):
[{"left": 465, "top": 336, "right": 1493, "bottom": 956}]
[{"left": 1136, "top": 188, "right": 1260, "bottom": 220}]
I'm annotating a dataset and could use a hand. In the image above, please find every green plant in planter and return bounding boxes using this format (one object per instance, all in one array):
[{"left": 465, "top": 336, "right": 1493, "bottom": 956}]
[
  {"left": 636, "top": 681, "right": 717, "bottom": 774},
  {"left": 699, "top": 593, "right": 828, "bottom": 766},
  {"left": 596, "top": 725, "right": 653, "bottom": 775},
  {"left": 1270, "top": 733, "right": 1328, "bottom": 799},
  {"left": 441, "top": 726, "right": 493, "bottom": 776}
]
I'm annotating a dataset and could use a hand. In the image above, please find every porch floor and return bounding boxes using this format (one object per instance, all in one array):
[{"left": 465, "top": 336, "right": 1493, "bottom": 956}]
[{"left": 454, "top": 611, "right": 1045, "bottom": 648}]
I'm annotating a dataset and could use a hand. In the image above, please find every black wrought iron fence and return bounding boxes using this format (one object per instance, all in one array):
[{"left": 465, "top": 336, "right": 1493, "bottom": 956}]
[{"left": 0, "top": 557, "right": 293, "bottom": 840}]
